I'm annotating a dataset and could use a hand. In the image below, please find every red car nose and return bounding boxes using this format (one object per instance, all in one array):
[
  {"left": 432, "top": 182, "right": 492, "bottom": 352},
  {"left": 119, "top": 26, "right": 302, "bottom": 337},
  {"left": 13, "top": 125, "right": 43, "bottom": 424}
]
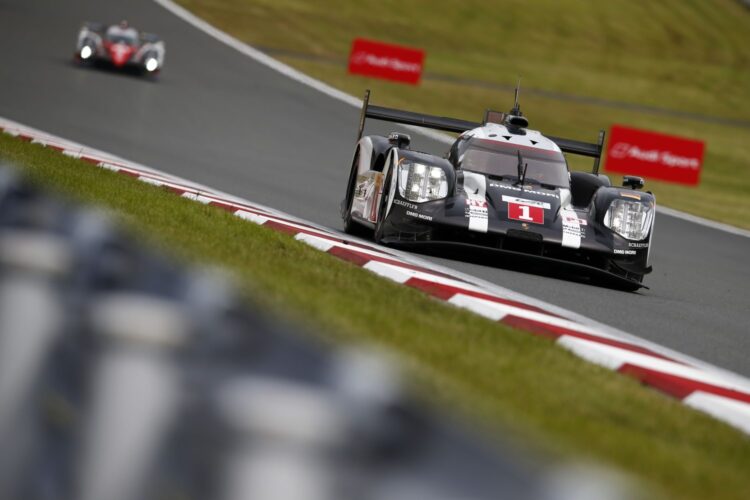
[{"left": 107, "top": 43, "right": 135, "bottom": 67}]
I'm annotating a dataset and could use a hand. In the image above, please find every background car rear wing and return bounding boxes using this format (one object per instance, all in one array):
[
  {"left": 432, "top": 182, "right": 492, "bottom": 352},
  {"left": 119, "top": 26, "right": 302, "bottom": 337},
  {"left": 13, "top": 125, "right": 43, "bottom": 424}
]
[{"left": 357, "top": 90, "right": 606, "bottom": 174}]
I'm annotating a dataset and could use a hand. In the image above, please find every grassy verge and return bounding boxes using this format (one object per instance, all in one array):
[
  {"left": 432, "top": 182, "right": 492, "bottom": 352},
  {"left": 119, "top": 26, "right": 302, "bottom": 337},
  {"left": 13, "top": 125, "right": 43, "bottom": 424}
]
[
  {"left": 3, "top": 133, "right": 750, "bottom": 499},
  {"left": 174, "top": 0, "right": 750, "bottom": 229}
]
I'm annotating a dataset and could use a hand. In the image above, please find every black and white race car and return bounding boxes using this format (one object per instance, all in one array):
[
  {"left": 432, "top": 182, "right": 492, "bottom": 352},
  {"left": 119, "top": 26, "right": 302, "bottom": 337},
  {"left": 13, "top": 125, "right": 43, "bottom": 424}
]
[
  {"left": 74, "top": 20, "right": 165, "bottom": 76},
  {"left": 341, "top": 90, "right": 655, "bottom": 290}
]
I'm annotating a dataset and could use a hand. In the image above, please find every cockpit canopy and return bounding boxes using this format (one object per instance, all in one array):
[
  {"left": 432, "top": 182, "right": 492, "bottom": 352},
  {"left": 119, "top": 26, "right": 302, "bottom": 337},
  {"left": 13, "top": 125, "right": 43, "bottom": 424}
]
[
  {"left": 451, "top": 136, "right": 570, "bottom": 188},
  {"left": 105, "top": 26, "right": 139, "bottom": 46}
]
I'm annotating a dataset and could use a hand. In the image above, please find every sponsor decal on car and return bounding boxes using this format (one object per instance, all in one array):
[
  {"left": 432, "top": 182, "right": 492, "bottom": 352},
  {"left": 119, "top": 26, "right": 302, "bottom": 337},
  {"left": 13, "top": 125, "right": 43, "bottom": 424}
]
[
  {"left": 393, "top": 199, "right": 418, "bottom": 210},
  {"left": 628, "top": 242, "right": 649, "bottom": 248},
  {"left": 560, "top": 209, "right": 584, "bottom": 248},
  {"left": 614, "top": 249, "right": 637, "bottom": 255},
  {"left": 491, "top": 183, "right": 559, "bottom": 199},
  {"left": 502, "top": 195, "right": 548, "bottom": 225},
  {"left": 562, "top": 213, "right": 587, "bottom": 226},
  {"left": 406, "top": 210, "right": 433, "bottom": 221},
  {"left": 463, "top": 172, "right": 489, "bottom": 233},
  {"left": 501, "top": 196, "right": 551, "bottom": 209}
]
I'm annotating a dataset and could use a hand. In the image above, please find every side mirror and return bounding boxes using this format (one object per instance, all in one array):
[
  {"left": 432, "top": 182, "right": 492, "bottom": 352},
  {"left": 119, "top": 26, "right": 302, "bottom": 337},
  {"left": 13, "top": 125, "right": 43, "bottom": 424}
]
[
  {"left": 622, "top": 175, "right": 644, "bottom": 190},
  {"left": 388, "top": 132, "right": 411, "bottom": 149}
]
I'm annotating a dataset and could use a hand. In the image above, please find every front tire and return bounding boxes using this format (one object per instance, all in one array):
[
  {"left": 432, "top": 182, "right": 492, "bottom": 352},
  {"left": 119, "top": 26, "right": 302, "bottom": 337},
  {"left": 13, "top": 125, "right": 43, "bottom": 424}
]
[
  {"left": 342, "top": 149, "right": 361, "bottom": 235},
  {"left": 374, "top": 165, "right": 394, "bottom": 244}
]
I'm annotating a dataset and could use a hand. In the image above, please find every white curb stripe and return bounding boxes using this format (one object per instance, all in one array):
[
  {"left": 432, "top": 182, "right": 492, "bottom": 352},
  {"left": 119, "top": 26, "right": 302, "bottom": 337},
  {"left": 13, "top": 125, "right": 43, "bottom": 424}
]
[
  {"left": 684, "top": 392, "right": 750, "bottom": 434},
  {"left": 362, "top": 261, "right": 413, "bottom": 284},
  {"left": 294, "top": 233, "right": 336, "bottom": 252}
]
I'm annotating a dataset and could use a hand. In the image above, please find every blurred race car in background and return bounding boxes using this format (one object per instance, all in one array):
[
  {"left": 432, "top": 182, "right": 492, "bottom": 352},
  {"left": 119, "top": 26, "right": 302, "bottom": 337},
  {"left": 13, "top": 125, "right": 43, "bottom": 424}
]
[
  {"left": 341, "top": 89, "right": 656, "bottom": 290},
  {"left": 74, "top": 20, "right": 165, "bottom": 76}
]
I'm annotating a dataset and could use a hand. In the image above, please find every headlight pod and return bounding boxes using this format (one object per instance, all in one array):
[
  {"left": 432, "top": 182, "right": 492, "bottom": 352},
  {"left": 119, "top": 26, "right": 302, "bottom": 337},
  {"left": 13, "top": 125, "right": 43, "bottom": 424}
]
[
  {"left": 80, "top": 45, "right": 93, "bottom": 60},
  {"left": 145, "top": 57, "right": 159, "bottom": 72},
  {"left": 604, "top": 199, "right": 653, "bottom": 241},
  {"left": 397, "top": 161, "right": 448, "bottom": 203}
]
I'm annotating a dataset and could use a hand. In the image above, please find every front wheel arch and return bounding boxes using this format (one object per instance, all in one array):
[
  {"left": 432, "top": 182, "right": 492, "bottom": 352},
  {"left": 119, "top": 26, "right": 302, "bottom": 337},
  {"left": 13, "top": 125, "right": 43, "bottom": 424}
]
[{"left": 374, "top": 161, "right": 396, "bottom": 244}]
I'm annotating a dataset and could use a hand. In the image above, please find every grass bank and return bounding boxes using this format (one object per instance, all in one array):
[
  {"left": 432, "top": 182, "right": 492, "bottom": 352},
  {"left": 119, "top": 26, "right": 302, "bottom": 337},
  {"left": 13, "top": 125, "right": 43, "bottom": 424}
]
[
  {"left": 2, "top": 133, "right": 750, "bottom": 499},
  {"left": 174, "top": 0, "right": 750, "bottom": 229}
]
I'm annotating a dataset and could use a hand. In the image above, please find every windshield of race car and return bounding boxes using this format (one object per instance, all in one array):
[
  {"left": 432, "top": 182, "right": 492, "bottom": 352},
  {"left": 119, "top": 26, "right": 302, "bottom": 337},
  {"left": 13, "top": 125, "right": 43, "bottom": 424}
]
[
  {"left": 457, "top": 137, "right": 570, "bottom": 187},
  {"left": 106, "top": 27, "right": 139, "bottom": 45}
]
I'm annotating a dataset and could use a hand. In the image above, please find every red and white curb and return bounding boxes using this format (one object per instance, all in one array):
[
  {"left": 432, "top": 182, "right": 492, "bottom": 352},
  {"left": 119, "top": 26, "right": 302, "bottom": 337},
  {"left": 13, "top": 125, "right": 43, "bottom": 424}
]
[{"left": 3, "top": 116, "right": 750, "bottom": 436}]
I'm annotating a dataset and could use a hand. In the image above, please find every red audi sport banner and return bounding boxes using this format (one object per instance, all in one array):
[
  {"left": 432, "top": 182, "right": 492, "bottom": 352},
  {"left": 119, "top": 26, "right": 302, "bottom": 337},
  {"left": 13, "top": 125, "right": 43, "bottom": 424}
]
[
  {"left": 348, "top": 38, "right": 425, "bottom": 85},
  {"left": 605, "top": 125, "right": 705, "bottom": 186}
]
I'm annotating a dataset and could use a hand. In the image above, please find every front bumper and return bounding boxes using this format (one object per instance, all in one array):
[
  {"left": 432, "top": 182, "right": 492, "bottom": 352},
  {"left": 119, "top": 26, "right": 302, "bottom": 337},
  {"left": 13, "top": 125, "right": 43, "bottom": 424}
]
[{"left": 380, "top": 199, "right": 650, "bottom": 289}]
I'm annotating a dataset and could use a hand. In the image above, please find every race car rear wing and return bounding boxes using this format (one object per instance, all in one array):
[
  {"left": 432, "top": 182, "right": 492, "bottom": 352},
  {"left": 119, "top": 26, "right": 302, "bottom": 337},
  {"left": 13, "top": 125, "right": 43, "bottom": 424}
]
[{"left": 357, "top": 90, "right": 606, "bottom": 174}]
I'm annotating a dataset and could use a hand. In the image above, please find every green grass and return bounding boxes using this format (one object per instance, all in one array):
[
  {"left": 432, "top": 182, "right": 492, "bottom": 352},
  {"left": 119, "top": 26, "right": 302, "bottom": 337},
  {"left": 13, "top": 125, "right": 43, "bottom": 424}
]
[
  {"left": 174, "top": 0, "right": 750, "bottom": 229},
  {"left": 3, "top": 133, "right": 750, "bottom": 499}
]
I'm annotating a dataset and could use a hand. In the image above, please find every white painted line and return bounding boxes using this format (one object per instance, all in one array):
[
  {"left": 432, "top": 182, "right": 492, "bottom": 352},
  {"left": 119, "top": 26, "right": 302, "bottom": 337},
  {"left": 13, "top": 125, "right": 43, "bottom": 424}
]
[{"left": 657, "top": 205, "right": 750, "bottom": 239}]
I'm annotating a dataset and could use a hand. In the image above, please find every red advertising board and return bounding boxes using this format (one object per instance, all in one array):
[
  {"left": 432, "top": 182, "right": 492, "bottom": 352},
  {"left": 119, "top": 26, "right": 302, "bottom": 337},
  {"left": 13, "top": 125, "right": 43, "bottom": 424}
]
[
  {"left": 348, "top": 38, "right": 425, "bottom": 85},
  {"left": 605, "top": 125, "right": 705, "bottom": 186}
]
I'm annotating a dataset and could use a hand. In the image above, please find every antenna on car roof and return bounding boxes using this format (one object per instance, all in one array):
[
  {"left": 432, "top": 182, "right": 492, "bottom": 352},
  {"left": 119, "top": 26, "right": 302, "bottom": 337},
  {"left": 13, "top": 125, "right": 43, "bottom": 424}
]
[
  {"left": 511, "top": 78, "right": 522, "bottom": 116},
  {"left": 506, "top": 78, "right": 529, "bottom": 131}
]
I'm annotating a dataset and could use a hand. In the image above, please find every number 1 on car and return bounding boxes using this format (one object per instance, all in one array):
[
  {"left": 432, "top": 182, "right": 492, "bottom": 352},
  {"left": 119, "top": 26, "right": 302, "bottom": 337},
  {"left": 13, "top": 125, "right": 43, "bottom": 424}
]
[{"left": 507, "top": 202, "right": 544, "bottom": 224}]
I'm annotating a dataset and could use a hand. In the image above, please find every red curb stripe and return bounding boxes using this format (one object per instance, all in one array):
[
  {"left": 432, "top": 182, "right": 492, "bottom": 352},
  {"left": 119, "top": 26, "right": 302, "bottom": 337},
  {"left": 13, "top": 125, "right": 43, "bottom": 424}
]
[
  {"left": 118, "top": 170, "right": 140, "bottom": 178},
  {"left": 328, "top": 245, "right": 372, "bottom": 267},
  {"left": 210, "top": 201, "right": 238, "bottom": 212},
  {"left": 406, "top": 277, "right": 564, "bottom": 318},
  {"left": 502, "top": 315, "right": 684, "bottom": 364},
  {"left": 327, "top": 244, "right": 464, "bottom": 280},
  {"left": 80, "top": 156, "right": 102, "bottom": 165},
  {"left": 619, "top": 364, "right": 750, "bottom": 405},
  {"left": 166, "top": 186, "right": 186, "bottom": 196},
  {"left": 229, "top": 207, "right": 403, "bottom": 257},
  {"left": 273, "top": 222, "right": 394, "bottom": 255},
  {"left": 263, "top": 220, "right": 301, "bottom": 235}
]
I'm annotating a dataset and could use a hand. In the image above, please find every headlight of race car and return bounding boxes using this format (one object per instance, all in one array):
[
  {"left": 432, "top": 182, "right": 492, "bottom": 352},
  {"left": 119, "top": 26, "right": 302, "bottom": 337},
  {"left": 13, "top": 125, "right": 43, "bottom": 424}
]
[
  {"left": 145, "top": 58, "right": 159, "bottom": 72},
  {"left": 604, "top": 199, "right": 653, "bottom": 241},
  {"left": 80, "top": 45, "right": 94, "bottom": 60},
  {"left": 397, "top": 161, "right": 448, "bottom": 203}
]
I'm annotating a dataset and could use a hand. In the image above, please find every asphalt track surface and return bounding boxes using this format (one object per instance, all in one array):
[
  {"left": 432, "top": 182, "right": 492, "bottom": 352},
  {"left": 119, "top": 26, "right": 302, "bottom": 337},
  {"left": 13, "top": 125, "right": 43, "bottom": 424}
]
[{"left": 1, "top": 0, "right": 749, "bottom": 377}]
